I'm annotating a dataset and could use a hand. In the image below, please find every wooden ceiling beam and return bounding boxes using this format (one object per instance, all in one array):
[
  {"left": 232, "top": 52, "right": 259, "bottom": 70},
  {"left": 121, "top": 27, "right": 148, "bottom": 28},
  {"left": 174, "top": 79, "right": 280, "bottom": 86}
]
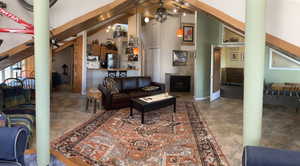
[
  {"left": 53, "top": 39, "right": 76, "bottom": 55},
  {"left": 0, "top": 0, "right": 138, "bottom": 70},
  {"left": 87, "top": 14, "right": 130, "bottom": 37}
]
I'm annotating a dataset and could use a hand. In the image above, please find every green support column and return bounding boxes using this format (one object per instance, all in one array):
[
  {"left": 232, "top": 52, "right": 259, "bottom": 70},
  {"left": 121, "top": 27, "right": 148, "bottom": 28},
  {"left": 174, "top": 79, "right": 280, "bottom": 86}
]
[
  {"left": 243, "top": 0, "right": 267, "bottom": 146},
  {"left": 34, "top": 0, "right": 50, "bottom": 165}
]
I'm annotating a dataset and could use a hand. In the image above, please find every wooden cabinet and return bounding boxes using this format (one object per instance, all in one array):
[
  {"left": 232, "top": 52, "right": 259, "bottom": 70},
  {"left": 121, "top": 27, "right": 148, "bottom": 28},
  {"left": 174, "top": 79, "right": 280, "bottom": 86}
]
[
  {"left": 91, "top": 43, "right": 118, "bottom": 61},
  {"left": 91, "top": 44, "right": 100, "bottom": 56}
]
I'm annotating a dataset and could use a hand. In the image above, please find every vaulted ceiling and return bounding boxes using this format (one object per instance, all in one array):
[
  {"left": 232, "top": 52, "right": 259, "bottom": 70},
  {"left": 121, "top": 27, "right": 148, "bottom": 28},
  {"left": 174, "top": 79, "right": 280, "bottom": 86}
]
[{"left": 0, "top": 0, "right": 299, "bottom": 70}]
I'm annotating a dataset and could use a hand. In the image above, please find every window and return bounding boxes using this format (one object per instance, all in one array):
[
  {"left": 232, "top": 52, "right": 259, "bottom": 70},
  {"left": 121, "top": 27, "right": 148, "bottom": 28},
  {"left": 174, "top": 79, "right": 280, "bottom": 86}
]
[
  {"left": 0, "top": 61, "right": 25, "bottom": 82},
  {"left": 222, "top": 25, "right": 245, "bottom": 45},
  {"left": 269, "top": 48, "right": 300, "bottom": 71}
]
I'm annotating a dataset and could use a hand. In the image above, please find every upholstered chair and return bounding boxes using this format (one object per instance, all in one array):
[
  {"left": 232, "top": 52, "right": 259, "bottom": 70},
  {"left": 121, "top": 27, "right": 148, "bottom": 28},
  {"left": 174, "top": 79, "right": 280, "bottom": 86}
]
[{"left": 0, "top": 127, "right": 29, "bottom": 166}]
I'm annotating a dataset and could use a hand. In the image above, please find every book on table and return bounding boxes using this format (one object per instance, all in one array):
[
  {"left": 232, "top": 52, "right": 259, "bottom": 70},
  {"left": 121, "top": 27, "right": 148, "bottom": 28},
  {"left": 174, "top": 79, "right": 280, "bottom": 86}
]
[{"left": 139, "top": 93, "right": 173, "bottom": 103}]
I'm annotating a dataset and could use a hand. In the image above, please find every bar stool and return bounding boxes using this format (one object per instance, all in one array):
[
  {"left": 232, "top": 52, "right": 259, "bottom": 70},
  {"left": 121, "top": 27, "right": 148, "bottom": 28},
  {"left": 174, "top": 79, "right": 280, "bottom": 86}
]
[
  {"left": 86, "top": 88, "right": 102, "bottom": 113},
  {"left": 119, "top": 70, "right": 127, "bottom": 78}
]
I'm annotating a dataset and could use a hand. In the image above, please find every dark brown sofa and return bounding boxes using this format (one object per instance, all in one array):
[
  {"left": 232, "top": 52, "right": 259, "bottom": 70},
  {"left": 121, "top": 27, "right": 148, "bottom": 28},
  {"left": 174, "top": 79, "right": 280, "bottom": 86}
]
[{"left": 98, "top": 77, "right": 165, "bottom": 110}]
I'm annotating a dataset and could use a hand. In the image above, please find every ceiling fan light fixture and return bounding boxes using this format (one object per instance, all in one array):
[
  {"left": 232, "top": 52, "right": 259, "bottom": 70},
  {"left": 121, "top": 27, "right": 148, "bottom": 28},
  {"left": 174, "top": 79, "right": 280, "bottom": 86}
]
[
  {"left": 155, "top": 0, "right": 168, "bottom": 23},
  {"left": 184, "top": 2, "right": 190, "bottom": 6},
  {"left": 173, "top": 8, "right": 178, "bottom": 13}
]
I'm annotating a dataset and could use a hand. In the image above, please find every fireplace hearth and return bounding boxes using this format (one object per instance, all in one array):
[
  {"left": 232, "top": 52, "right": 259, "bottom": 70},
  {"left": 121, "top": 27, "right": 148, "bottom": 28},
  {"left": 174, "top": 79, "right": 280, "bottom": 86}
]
[{"left": 170, "top": 75, "right": 191, "bottom": 92}]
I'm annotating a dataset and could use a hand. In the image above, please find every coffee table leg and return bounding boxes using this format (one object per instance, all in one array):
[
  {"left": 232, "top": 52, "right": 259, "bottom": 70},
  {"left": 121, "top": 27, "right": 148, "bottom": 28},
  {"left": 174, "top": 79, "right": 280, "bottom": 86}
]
[
  {"left": 130, "top": 106, "right": 133, "bottom": 116},
  {"left": 141, "top": 111, "right": 144, "bottom": 124},
  {"left": 174, "top": 103, "right": 176, "bottom": 113}
]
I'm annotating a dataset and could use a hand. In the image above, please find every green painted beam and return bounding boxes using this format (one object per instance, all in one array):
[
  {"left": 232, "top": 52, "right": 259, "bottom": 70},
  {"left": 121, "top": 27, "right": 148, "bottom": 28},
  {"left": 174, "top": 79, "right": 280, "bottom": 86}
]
[
  {"left": 243, "top": 0, "right": 267, "bottom": 146},
  {"left": 34, "top": 0, "right": 50, "bottom": 165}
]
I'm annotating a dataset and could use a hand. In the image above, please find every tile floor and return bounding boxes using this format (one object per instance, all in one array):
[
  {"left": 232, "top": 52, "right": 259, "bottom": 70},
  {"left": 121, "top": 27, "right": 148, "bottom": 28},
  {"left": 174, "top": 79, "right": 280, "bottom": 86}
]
[
  {"left": 194, "top": 97, "right": 300, "bottom": 166},
  {"left": 32, "top": 92, "right": 300, "bottom": 166}
]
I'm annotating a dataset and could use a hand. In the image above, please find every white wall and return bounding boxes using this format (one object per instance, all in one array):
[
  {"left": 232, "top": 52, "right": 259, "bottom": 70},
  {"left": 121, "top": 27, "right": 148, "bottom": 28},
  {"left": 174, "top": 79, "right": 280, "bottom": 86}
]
[
  {"left": 0, "top": 0, "right": 114, "bottom": 53},
  {"left": 143, "top": 14, "right": 195, "bottom": 90},
  {"left": 128, "top": 14, "right": 142, "bottom": 76},
  {"left": 199, "top": 0, "right": 300, "bottom": 47}
]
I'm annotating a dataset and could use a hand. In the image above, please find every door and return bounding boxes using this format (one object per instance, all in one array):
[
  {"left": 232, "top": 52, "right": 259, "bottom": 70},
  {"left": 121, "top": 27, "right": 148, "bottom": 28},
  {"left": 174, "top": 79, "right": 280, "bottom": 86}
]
[{"left": 210, "top": 46, "right": 222, "bottom": 102}]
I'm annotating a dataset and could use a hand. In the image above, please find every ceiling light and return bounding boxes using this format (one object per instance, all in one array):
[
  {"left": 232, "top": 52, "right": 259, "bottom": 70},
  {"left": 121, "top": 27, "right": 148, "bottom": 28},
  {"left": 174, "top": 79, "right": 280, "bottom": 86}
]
[
  {"left": 106, "top": 29, "right": 110, "bottom": 33},
  {"left": 173, "top": 8, "right": 178, "bottom": 13},
  {"left": 108, "top": 25, "right": 112, "bottom": 29},
  {"left": 182, "top": 12, "right": 186, "bottom": 16},
  {"left": 144, "top": 17, "right": 150, "bottom": 23},
  {"left": 184, "top": 2, "right": 190, "bottom": 6},
  {"left": 176, "top": 28, "right": 183, "bottom": 38}
]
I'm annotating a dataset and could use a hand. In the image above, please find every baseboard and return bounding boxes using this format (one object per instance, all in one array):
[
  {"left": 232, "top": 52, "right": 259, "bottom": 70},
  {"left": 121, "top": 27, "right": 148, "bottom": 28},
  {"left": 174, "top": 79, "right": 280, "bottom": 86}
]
[{"left": 194, "top": 96, "right": 209, "bottom": 101}]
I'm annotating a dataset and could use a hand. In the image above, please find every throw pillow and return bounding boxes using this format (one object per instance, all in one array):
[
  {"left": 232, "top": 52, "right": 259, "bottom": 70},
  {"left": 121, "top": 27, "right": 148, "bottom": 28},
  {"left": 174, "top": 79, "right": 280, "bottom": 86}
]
[
  {"left": 142, "top": 86, "right": 160, "bottom": 92},
  {"left": 105, "top": 78, "right": 119, "bottom": 94}
]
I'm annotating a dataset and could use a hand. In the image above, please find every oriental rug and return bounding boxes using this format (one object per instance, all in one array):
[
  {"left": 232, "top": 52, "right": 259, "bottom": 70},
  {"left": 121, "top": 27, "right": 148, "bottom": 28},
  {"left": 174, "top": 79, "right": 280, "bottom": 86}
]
[{"left": 52, "top": 102, "right": 229, "bottom": 166}]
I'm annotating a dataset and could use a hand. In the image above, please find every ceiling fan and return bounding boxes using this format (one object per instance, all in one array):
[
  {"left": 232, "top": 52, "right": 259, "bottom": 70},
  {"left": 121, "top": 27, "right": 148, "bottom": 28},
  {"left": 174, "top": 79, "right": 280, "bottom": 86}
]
[
  {"left": 154, "top": 0, "right": 181, "bottom": 23},
  {"left": 154, "top": 0, "right": 169, "bottom": 23}
]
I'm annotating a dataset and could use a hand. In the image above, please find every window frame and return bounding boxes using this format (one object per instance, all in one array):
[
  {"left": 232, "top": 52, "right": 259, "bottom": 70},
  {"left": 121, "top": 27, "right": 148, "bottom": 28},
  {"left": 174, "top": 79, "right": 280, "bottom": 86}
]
[
  {"left": 269, "top": 48, "right": 300, "bottom": 71},
  {"left": 221, "top": 24, "right": 245, "bottom": 45}
]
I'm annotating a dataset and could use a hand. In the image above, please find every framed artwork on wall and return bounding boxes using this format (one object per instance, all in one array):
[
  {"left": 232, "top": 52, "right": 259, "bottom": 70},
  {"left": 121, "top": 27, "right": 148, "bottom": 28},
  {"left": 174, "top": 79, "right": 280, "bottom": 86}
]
[
  {"left": 231, "top": 52, "right": 241, "bottom": 61},
  {"left": 182, "top": 23, "right": 194, "bottom": 45},
  {"left": 173, "top": 50, "right": 188, "bottom": 66}
]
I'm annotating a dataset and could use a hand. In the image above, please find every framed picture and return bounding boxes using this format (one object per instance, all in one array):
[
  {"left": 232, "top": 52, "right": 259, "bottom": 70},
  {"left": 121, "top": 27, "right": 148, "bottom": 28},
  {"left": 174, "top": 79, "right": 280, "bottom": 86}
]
[
  {"left": 173, "top": 50, "right": 188, "bottom": 66},
  {"left": 182, "top": 23, "right": 194, "bottom": 45},
  {"left": 231, "top": 52, "right": 241, "bottom": 61}
]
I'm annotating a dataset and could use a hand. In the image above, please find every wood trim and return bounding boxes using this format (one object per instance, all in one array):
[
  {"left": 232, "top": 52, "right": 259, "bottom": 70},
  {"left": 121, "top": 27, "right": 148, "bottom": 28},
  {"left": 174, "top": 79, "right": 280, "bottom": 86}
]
[
  {"left": 185, "top": 0, "right": 300, "bottom": 57},
  {"left": 51, "top": 0, "right": 129, "bottom": 37},
  {"left": 53, "top": 39, "right": 75, "bottom": 55},
  {"left": 87, "top": 14, "right": 130, "bottom": 37},
  {"left": 72, "top": 36, "right": 83, "bottom": 93},
  {"left": 0, "top": 0, "right": 136, "bottom": 70},
  {"left": 266, "top": 34, "right": 300, "bottom": 57}
]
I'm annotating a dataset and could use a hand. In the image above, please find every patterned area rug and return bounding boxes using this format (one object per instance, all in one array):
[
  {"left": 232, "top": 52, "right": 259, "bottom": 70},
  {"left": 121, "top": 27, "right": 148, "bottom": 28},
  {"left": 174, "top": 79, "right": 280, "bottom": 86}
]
[{"left": 52, "top": 102, "right": 229, "bottom": 166}]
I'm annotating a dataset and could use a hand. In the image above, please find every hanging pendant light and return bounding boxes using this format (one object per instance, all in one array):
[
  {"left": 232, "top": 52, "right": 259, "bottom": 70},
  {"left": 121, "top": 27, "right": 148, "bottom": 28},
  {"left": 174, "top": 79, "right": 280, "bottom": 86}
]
[
  {"left": 177, "top": 29, "right": 183, "bottom": 38},
  {"left": 177, "top": 15, "right": 183, "bottom": 38}
]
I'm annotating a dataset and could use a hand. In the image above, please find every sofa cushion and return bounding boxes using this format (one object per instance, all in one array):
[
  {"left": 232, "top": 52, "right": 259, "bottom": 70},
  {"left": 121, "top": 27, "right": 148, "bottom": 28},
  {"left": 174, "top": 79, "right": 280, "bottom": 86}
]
[
  {"left": 138, "top": 77, "right": 151, "bottom": 88},
  {"left": 129, "top": 91, "right": 147, "bottom": 98},
  {"left": 122, "top": 78, "right": 138, "bottom": 91},
  {"left": 142, "top": 86, "right": 160, "bottom": 92},
  {"left": 112, "top": 93, "right": 130, "bottom": 103}
]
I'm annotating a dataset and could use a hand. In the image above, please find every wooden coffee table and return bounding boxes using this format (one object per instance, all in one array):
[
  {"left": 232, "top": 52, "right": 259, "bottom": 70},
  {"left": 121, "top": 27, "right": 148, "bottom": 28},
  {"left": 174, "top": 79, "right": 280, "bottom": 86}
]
[{"left": 130, "top": 95, "right": 176, "bottom": 124}]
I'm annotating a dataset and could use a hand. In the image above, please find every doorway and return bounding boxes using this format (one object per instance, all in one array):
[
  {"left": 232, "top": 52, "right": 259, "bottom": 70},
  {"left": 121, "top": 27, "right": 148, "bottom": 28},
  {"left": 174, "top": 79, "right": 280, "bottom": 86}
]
[
  {"left": 52, "top": 46, "right": 74, "bottom": 92},
  {"left": 210, "top": 46, "right": 221, "bottom": 101},
  {"left": 210, "top": 45, "right": 245, "bottom": 101}
]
